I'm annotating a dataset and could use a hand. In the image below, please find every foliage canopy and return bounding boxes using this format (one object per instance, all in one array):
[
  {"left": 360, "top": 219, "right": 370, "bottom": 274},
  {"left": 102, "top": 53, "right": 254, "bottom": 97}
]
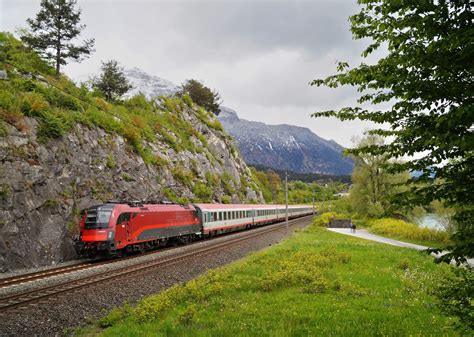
[
  {"left": 349, "top": 135, "right": 410, "bottom": 218},
  {"left": 177, "top": 79, "right": 222, "bottom": 116},
  {"left": 92, "top": 60, "right": 132, "bottom": 102},
  {"left": 21, "top": 0, "right": 95, "bottom": 78},
  {"left": 311, "top": 0, "right": 473, "bottom": 263}
]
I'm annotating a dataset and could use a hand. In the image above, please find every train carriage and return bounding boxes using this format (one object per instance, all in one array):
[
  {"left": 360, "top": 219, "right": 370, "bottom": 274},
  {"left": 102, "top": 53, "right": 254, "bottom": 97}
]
[{"left": 194, "top": 203, "right": 314, "bottom": 236}]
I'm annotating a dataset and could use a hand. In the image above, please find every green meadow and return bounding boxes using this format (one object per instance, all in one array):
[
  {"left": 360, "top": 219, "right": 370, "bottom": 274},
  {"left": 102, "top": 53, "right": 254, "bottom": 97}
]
[{"left": 80, "top": 218, "right": 460, "bottom": 336}]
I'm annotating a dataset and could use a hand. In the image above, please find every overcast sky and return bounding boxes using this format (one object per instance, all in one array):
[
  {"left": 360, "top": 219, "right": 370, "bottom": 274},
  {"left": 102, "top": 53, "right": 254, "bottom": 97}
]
[{"left": 1, "top": 0, "right": 379, "bottom": 147}]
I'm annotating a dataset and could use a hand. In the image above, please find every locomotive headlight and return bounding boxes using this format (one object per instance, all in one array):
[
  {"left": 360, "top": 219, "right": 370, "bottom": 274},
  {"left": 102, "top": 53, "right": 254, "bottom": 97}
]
[{"left": 108, "top": 230, "right": 115, "bottom": 241}]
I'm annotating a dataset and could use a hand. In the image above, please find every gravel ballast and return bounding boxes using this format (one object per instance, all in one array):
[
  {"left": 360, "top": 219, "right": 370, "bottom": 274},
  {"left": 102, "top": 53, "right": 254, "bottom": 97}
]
[{"left": 0, "top": 216, "right": 312, "bottom": 337}]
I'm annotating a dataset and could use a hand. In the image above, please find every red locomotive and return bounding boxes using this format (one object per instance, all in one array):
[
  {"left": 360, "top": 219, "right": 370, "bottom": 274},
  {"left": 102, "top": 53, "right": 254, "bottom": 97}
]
[{"left": 75, "top": 201, "right": 313, "bottom": 257}]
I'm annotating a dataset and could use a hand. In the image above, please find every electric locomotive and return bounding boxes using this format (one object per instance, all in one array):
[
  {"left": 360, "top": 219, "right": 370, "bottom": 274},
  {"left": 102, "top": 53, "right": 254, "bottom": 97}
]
[{"left": 75, "top": 201, "right": 200, "bottom": 257}]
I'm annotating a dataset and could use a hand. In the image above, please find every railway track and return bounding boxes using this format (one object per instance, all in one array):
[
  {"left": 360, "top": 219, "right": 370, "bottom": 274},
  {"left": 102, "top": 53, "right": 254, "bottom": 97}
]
[
  {"left": 0, "top": 262, "right": 95, "bottom": 289},
  {"left": 0, "top": 247, "right": 175, "bottom": 289},
  {"left": 0, "top": 215, "right": 312, "bottom": 314}
]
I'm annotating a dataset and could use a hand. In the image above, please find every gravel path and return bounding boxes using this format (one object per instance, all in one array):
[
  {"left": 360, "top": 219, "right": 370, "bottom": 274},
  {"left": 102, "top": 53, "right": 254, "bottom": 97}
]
[
  {"left": 0, "top": 216, "right": 312, "bottom": 337},
  {"left": 327, "top": 228, "right": 474, "bottom": 267}
]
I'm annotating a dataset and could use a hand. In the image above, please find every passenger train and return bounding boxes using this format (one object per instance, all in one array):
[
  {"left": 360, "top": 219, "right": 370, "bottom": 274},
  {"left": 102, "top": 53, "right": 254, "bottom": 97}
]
[{"left": 75, "top": 202, "right": 314, "bottom": 257}]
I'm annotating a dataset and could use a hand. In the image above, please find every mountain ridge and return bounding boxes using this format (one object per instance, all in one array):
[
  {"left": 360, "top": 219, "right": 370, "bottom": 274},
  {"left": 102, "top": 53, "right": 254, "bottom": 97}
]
[{"left": 218, "top": 107, "right": 353, "bottom": 175}]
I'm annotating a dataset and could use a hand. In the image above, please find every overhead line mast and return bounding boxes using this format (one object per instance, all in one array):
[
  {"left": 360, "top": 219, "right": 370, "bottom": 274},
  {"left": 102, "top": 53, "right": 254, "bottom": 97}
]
[{"left": 285, "top": 171, "right": 289, "bottom": 233}]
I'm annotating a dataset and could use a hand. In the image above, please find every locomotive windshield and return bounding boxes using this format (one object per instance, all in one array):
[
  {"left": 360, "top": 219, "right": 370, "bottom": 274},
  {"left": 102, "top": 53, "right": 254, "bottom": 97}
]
[{"left": 84, "top": 208, "right": 113, "bottom": 229}]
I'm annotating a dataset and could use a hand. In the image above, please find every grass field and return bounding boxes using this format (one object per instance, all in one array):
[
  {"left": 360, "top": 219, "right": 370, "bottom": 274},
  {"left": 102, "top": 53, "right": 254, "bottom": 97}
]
[{"left": 79, "top": 219, "right": 459, "bottom": 336}]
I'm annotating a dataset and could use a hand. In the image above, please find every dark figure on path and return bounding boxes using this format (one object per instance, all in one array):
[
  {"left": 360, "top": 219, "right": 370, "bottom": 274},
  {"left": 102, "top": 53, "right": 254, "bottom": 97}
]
[{"left": 350, "top": 222, "right": 356, "bottom": 233}]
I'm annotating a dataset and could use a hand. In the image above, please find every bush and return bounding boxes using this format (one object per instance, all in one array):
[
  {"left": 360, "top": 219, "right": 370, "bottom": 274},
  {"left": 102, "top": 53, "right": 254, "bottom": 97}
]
[
  {"left": 172, "top": 165, "right": 194, "bottom": 188},
  {"left": 221, "top": 195, "right": 232, "bottom": 204},
  {"left": 221, "top": 171, "right": 236, "bottom": 195},
  {"left": 205, "top": 171, "right": 220, "bottom": 187},
  {"left": 0, "top": 109, "right": 28, "bottom": 131},
  {"left": 0, "top": 89, "right": 16, "bottom": 110},
  {"left": 313, "top": 212, "right": 345, "bottom": 227},
  {"left": 0, "top": 120, "right": 6, "bottom": 137},
  {"left": 193, "top": 183, "right": 213, "bottom": 202},
  {"left": 181, "top": 94, "right": 193, "bottom": 107},
  {"left": 20, "top": 92, "right": 49, "bottom": 117},
  {"left": 176, "top": 79, "right": 221, "bottom": 116},
  {"left": 98, "top": 304, "right": 132, "bottom": 328},
  {"left": 37, "top": 110, "right": 68, "bottom": 140},
  {"left": 434, "top": 267, "right": 473, "bottom": 334},
  {"left": 368, "top": 218, "right": 450, "bottom": 244},
  {"left": 106, "top": 153, "right": 116, "bottom": 168},
  {"left": 37, "top": 85, "right": 81, "bottom": 110}
]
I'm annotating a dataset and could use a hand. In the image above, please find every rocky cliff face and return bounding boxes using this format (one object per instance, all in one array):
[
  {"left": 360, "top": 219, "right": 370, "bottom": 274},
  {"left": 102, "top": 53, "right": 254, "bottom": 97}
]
[
  {"left": 0, "top": 107, "right": 262, "bottom": 272},
  {"left": 218, "top": 107, "right": 354, "bottom": 175}
]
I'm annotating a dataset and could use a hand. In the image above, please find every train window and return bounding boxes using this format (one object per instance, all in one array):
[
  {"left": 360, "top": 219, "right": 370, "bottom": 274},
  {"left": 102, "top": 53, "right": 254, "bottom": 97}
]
[
  {"left": 232, "top": 211, "right": 236, "bottom": 219},
  {"left": 204, "top": 214, "right": 207, "bottom": 222},
  {"left": 116, "top": 212, "right": 131, "bottom": 225},
  {"left": 224, "top": 212, "right": 227, "bottom": 221}
]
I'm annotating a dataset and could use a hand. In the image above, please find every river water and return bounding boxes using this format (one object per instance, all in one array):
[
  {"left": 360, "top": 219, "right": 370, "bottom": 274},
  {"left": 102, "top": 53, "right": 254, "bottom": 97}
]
[{"left": 417, "top": 213, "right": 445, "bottom": 230}]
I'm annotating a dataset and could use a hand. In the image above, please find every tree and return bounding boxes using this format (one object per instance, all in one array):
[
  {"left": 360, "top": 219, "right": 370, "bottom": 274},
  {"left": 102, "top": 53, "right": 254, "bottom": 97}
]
[
  {"left": 267, "top": 170, "right": 282, "bottom": 202},
  {"left": 93, "top": 60, "right": 132, "bottom": 101},
  {"left": 177, "top": 79, "right": 222, "bottom": 116},
  {"left": 349, "top": 135, "right": 409, "bottom": 218},
  {"left": 311, "top": 1, "right": 473, "bottom": 263},
  {"left": 22, "top": 0, "right": 95, "bottom": 79}
]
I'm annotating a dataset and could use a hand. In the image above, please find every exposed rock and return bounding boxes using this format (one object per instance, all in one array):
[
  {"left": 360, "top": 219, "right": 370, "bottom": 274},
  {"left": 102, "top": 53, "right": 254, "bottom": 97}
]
[{"left": 0, "top": 69, "right": 8, "bottom": 80}]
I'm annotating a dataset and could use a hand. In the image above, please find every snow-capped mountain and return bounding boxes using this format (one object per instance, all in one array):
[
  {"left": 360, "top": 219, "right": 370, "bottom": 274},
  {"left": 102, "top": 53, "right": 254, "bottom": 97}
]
[
  {"left": 123, "top": 67, "right": 178, "bottom": 98},
  {"left": 218, "top": 107, "right": 353, "bottom": 175}
]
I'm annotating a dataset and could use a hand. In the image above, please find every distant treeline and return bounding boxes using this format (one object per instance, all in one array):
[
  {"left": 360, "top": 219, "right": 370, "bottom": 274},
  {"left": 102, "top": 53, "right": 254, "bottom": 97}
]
[{"left": 250, "top": 165, "right": 352, "bottom": 184}]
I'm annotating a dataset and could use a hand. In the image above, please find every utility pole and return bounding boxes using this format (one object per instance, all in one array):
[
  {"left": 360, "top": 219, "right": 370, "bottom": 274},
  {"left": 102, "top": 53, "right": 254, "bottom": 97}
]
[
  {"left": 312, "top": 188, "right": 315, "bottom": 216},
  {"left": 285, "top": 171, "right": 289, "bottom": 233}
]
